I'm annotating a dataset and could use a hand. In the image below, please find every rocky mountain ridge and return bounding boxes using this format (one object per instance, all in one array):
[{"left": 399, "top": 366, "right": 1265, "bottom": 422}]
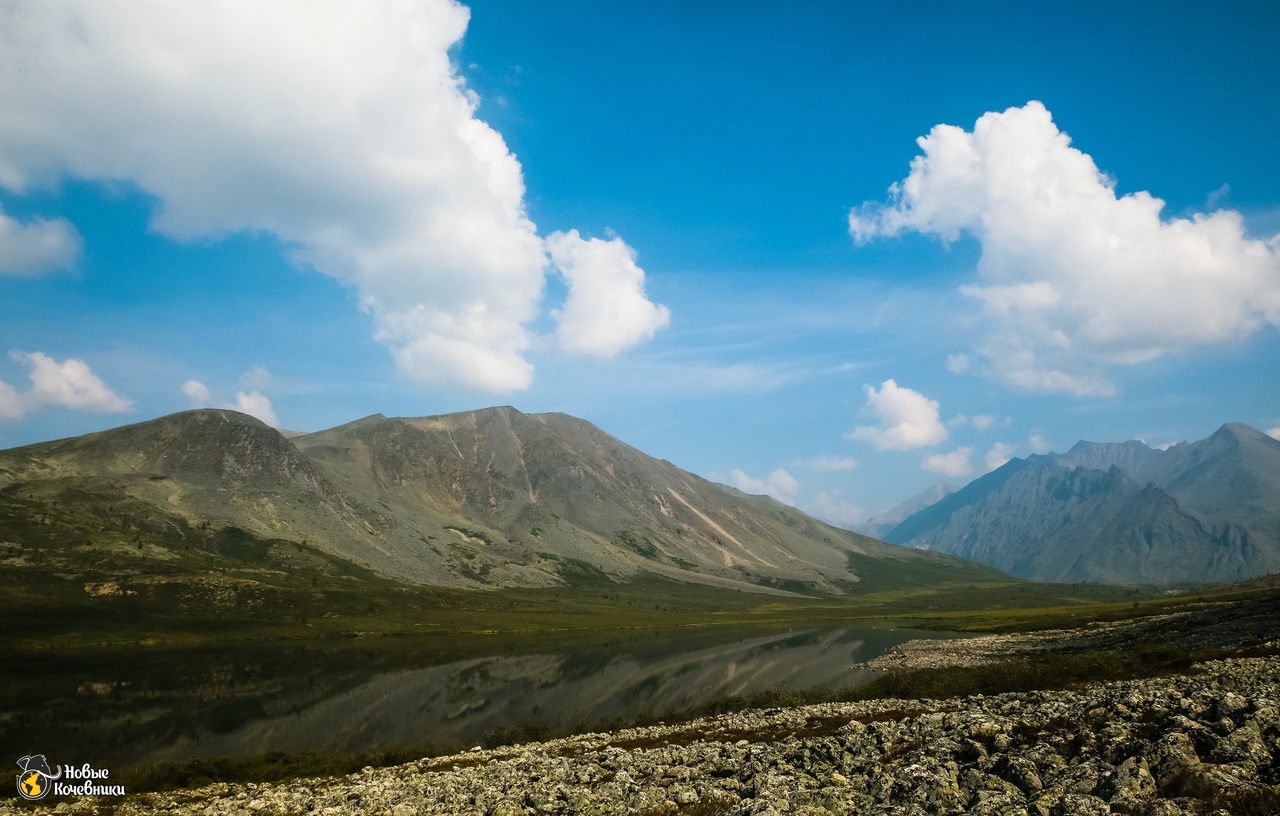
[
  {"left": 883, "top": 423, "right": 1280, "bottom": 584},
  {"left": 0, "top": 406, "right": 989, "bottom": 595}
]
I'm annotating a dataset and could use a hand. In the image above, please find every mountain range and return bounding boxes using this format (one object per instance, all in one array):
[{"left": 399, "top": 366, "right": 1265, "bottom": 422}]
[
  {"left": 0, "top": 406, "right": 989, "bottom": 597},
  {"left": 881, "top": 423, "right": 1280, "bottom": 584}
]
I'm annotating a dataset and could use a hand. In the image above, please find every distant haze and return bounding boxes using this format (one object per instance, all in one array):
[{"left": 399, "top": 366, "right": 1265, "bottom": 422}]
[{"left": 883, "top": 423, "right": 1280, "bottom": 584}]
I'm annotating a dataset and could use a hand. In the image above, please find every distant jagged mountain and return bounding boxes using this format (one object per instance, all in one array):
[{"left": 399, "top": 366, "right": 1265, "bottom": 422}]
[
  {"left": 0, "top": 407, "right": 994, "bottom": 595},
  {"left": 853, "top": 481, "right": 957, "bottom": 540},
  {"left": 883, "top": 423, "right": 1280, "bottom": 584},
  {"left": 1044, "top": 439, "right": 1168, "bottom": 484}
]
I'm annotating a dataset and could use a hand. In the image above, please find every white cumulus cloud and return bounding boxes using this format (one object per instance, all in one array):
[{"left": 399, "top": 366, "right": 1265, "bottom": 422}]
[
  {"left": 1029, "top": 433, "right": 1050, "bottom": 454},
  {"left": 985, "top": 441, "right": 1016, "bottom": 471},
  {"left": 182, "top": 379, "right": 212, "bottom": 408},
  {"left": 180, "top": 373, "right": 278, "bottom": 426},
  {"left": 238, "top": 365, "right": 271, "bottom": 391},
  {"left": 546, "top": 230, "right": 671, "bottom": 358},
  {"left": 1267, "top": 427, "right": 1280, "bottom": 441},
  {"left": 969, "top": 414, "right": 997, "bottom": 431},
  {"left": 850, "top": 101, "right": 1280, "bottom": 397},
  {"left": 0, "top": 351, "right": 132, "bottom": 419},
  {"left": 923, "top": 446, "right": 973, "bottom": 478},
  {"left": 0, "top": 380, "right": 23, "bottom": 420},
  {"left": 730, "top": 468, "right": 800, "bottom": 502},
  {"left": 0, "top": 1, "right": 666, "bottom": 393},
  {"left": 233, "top": 391, "right": 278, "bottom": 427},
  {"left": 849, "top": 379, "right": 948, "bottom": 451},
  {"left": 0, "top": 207, "right": 81, "bottom": 275}
]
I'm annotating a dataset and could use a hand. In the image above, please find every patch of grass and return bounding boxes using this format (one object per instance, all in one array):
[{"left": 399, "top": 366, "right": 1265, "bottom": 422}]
[
  {"left": 2, "top": 493, "right": 1274, "bottom": 653},
  {"left": 556, "top": 557, "right": 615, "bottom": 587},
  {"left": 663, "top": 685, "right": 831, "bottom": 720},
  {"left": 457, "top": 560, "right": 494, "bottom": 582},
  {"left": 755, "top": 577, "right": 820, "bottom": 595},
  {"left": 844, "top": 642, "right": 1199, "bottom": 702},
  {"left": 1199, "top": 785, "right": 1280, "bottom": 816},
  {"left": 845, "top": 551, "right": 1008, "bottom": 593},
  {"left": 482, "top": 722, "right": 552, "bottom": 749},
  {"left": 444, "top": 525, "right": 492, "bottom": 545},
  {"left": 634, "top": 796, "right": 738, "bottom": 816},
  {"left": 615, "top": 530, "right": 660, "bottom": 560}
]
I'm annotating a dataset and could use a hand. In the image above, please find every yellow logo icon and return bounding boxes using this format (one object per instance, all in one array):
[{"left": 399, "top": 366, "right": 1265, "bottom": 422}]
[{"left": 15, "top": 755, "right": 60, "bottom": 801}]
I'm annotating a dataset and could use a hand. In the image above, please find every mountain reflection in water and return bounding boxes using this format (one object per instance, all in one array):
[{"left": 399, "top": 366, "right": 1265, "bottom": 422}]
[{"left": 2, "top": 626, "right": 951, "bottom": 769}]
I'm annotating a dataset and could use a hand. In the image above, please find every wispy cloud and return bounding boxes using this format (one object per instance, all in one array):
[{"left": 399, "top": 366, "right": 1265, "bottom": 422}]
[
  {"left": 923, "top": 446, "right": 973, "bottom": 478},
  {"left": 945, "top": 354, "right": 970, "bottom": 374},
  {"left": 804, "top": 491, "right": 865, "bottom": 527},
  {"left": 603, "top": 358, "right": 807, "bottom": 395},
  {"left": 803, "top": 455, "right": 858, "bottom": 472},
  {"left": 0, "top": 208, "right": 81, "bottom": 275},
  {"left": 948, "top": 413, "right": 1003, "bottom": 431}
]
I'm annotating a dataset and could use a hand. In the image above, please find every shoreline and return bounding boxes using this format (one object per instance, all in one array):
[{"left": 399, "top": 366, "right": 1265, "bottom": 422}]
[{"left": 10, "top": 653, "right": 1277, "bottom": 815}]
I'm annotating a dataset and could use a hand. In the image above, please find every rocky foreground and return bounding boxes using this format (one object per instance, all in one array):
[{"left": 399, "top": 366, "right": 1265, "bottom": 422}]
[{"left": 17, "top": 651, "right": 1280, "bottom": 816}]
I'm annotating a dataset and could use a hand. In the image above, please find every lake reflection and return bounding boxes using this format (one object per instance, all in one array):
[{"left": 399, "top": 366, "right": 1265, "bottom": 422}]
[{"left": 1, "top": 625, "right": 948, "bottom": 769}]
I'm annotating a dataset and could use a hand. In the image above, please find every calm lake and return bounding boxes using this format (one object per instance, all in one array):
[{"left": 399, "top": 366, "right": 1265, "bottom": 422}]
[{"left": 2, "top": 624, "right": 952, "bottom": 771}]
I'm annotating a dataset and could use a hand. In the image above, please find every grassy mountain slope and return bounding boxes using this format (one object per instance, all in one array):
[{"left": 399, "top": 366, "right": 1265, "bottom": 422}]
[
  {"left": 292, "top": 406, "right": 975, "bottom": 594},
  {"left": 0, "top": 407, "right": 1000, "bottom": 614}
]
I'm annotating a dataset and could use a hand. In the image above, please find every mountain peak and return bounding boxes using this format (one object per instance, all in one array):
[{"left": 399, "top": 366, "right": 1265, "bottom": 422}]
[
  {"left": 1063, "top": 438, "right": 1153, "bottom": 457},
  {"left": 1211, "top": 422, "right": 1277, "bottom": 446},
  {"left": 1187, "top": 423, "right": 1280, "bottom": 463},
  {"left": 885, "top": 421, "right": 1280, "bottom": 584},
  {"left": 149, "top": 404, "right": 966, "bottom": 593},
  {"left": 15, "top": 407, "right": 279, "bottom": 456}
]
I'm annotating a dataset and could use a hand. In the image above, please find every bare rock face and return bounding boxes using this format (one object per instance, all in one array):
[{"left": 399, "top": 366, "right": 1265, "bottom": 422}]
[
  {"left": 0, "top": 406, "right": 990, "bottom": 593},
  {"left": 885, "top": 423, "right": 1280, "bottom": 584}
]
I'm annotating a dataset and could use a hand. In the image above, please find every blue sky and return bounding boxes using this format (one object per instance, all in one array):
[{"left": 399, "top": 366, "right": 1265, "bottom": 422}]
[{"left": 1, "top": 1, "right": 1278, "bottom": 523}]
